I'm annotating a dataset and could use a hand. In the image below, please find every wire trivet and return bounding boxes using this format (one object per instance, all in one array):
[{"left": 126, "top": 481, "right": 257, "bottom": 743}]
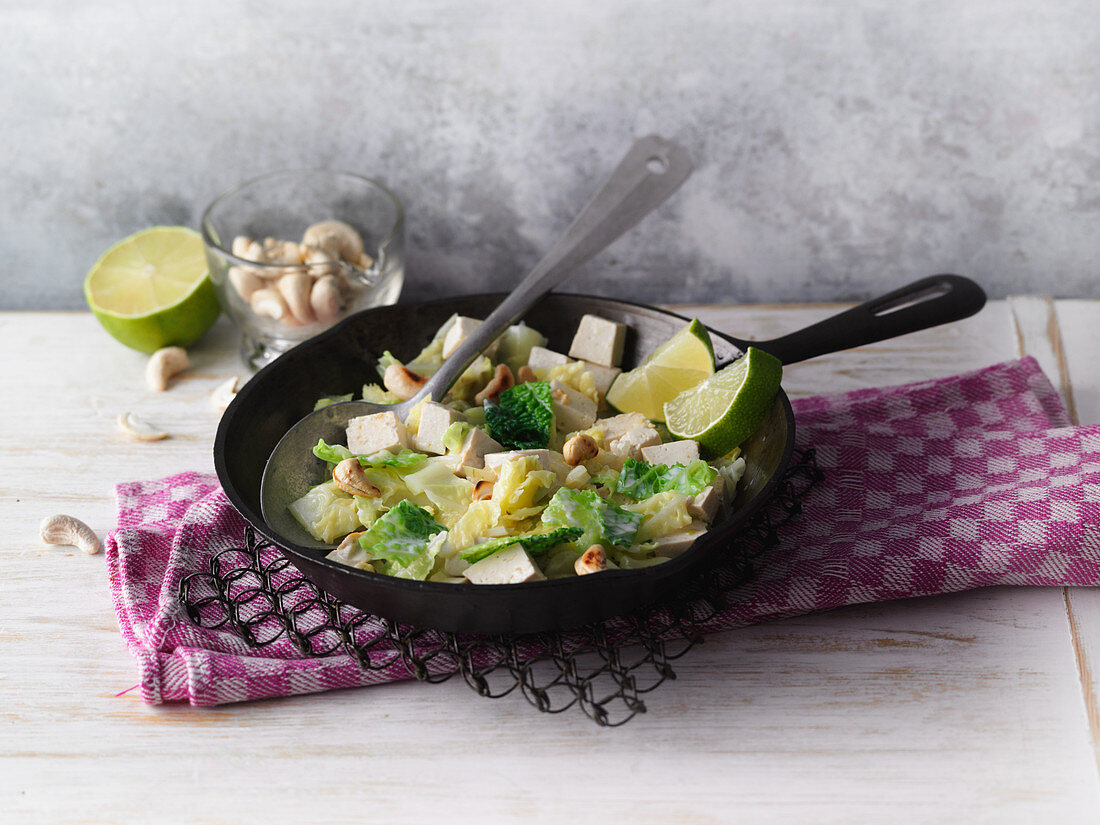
[{"left": 179, "top": 449, "right": 821, "bottom": 726}]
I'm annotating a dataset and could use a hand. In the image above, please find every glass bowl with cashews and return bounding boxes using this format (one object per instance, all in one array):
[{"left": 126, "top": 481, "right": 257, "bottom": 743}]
[{"left": 201, "top": 170, "right": 405, "bottom": 369}]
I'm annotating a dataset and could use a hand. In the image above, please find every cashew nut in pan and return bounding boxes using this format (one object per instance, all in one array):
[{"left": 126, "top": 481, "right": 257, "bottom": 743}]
[
  {"left": 574, "top": 545, "right": 607, "bottom": 575},
  {"left": 332, "top": 458, "right": 381, "bottom": 498},
  {"left": 516, "top": 365, "right": 537, "bottom": 384},
  {"left": 472, "top": 480, "right": 495, "bottom": 502},
  {"left": 145, "top": 346, "right": 190, "bottom": 392},
  {"left": 563, "top": 433, "right": 599, "bottom": 466},
  {"left": 302, "top": 220, "right": 364, "bottom": 263},
  {"left": 474, "top": 364, "right": 516, "bottom": 405},
  {"left": 383, "top": 364, "right": 428, "bottom": 400},
  {"left": 40, "top": 514, "right": 101, "bottom": 555}
]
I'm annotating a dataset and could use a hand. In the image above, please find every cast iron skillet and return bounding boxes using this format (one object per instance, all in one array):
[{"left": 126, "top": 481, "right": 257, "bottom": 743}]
[{"left": 215, "top": 276, "right": 985, "bottom": 635}]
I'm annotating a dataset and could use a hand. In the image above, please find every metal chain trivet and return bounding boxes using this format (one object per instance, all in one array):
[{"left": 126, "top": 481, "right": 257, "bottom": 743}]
[{"left": 180, "top": 449, "right": 821, "bottom": 726}]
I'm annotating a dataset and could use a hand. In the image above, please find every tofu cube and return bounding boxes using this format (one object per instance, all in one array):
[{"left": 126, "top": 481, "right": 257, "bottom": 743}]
[
  {"left": 463, "top": 544, "right": 546, "bottom": 584},
  {"left": 641, "top": 440, "right": 700, "bottom": 467},
  {"left": 527, "top": 345, "right": 571, "bottom": 372},
  {"left": 453, "top": 427, "right": 504, "bottom": 472},
  {"left": 649, "top": 521, "right": 709, "bottom": 558},
  {"left": 346, "top": 411, "right": 408, "bottom": 456},
  {"left": 550, "top": 379, "right": 597, "bottom": 433},
  {"left": 414, "top": 401, "right": 465, "bottom": 455},
  {"left": 442, "top": 316, "right": 498, "bottom": 360},
  {"left": 599, "top": 412, "right": 660, "bottom": 459},
  {"left": 580, "top": 361, "right": 621, "bottom": 402},
  {"left": 569, "top": 314, "right": 627, "bottom": 367},
  {"left": 483, "top": 449, "right": 552, "bottom": 473},
  {"left": 687, "top": 485, "right": 724, "bottom": 523}
]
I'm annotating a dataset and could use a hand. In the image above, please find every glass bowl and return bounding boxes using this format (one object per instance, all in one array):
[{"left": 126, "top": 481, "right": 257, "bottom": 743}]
[{"left": 200, "top": 170, "right": 404, "bottom": 369}]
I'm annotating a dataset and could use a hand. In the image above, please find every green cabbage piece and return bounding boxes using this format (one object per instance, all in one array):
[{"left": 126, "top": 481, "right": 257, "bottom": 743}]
[
  {"left": 401, "top": 459, "right": 475, "bottom": 524},
  {"left": 361, "top": 384, "right": 400, "bottom": 404},
  {"left": 458, "top": 526, "right": 584, "bottom": 563},
  {"left": 406, "top": 313, "right": 459, "bottom": 377},
  {"left": 495, "top": 323, "right": 548, "bottom": 372},
  {"left": 313, "top": 394, "right": 354, "bottom": 411},
  {"left": 484, "top": 381, "right": 554, "bottom": 450},
  {"left": 623, "top": 491, "right": 692, "bottom": 543},
  {"left": 540, "top": 488, "right": 641, "bottom": 549},
  {"left": 391, "top": 530, "right": 449, "bottom": 581},
  {"left": 357, "top": 500, "right": 445, "bottom": 566},
  {"left": 312, "top": 439, "right": 427, "bottom": 469},
  {"left": 614, "top": 458, "right": 717, "bottom": 500},
  {"left": 288, "top": 482, "right": 363, "bottom": 543},
  {"left": 442, "top": 421, "right": 473, "bottom": 453}
]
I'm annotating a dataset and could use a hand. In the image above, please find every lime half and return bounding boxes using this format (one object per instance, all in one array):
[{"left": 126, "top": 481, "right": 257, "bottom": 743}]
[
  {"left": 84, "top": 226, "right": 220, "bottom": 353},
  {"left": 605, "top": 319, "right": 715, "bottom": 421},
  {"left": 664, "top": 346, "right": 783, "bottom": 458}
]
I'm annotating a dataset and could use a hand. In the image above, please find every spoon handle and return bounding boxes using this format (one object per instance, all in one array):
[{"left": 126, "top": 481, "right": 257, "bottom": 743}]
[
  {"left": 729, "top": 274, "right": 987, "bottom": 365},
  {"left": 413, "top": 135, "right": 694, "bottom": 405}
]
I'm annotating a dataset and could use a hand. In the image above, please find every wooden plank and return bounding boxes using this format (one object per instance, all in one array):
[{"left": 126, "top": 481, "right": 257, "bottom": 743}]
[
  {"left": 1048, "top": 299, "right": 1100, "bottom": 776},
  {"left": 2, "top": 307, "right": 1098, "bottom": 823}
]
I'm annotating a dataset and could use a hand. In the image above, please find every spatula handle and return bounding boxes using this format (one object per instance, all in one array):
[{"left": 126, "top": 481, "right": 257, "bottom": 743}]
[{"left": 736, "top": 274, "right": 987, "bottom": 365}]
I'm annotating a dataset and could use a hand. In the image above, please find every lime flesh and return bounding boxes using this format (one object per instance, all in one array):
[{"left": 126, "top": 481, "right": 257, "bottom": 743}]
[
  {"left": 84, "top": 226, "right": 220, "bottom": 353},
  {"left": 664, "top": 346, "right": 783, "bottom": 458},
  {"left": 605, "top": 319, "right": 715, "bottom": 422}
]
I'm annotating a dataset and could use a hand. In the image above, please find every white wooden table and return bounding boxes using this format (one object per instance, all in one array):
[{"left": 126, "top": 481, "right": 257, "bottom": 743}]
[{"left": 4, "top": 299, "right": 1099, "bottom": 824}]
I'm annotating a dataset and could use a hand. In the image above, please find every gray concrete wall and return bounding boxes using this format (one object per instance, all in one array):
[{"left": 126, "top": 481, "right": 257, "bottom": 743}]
[{"left": 4, "top": 0, "right": 1098, "bottom": 309}]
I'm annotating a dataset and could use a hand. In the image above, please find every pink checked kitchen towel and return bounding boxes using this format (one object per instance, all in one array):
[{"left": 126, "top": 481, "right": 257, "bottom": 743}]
[{"left": 105, "top": 357, "right": 1100, "bottom": 705}]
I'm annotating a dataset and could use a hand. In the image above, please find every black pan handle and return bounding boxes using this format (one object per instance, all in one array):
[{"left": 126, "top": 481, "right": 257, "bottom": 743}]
[{"left": 730, "top": 274, "right": 987, "bottom": 365}]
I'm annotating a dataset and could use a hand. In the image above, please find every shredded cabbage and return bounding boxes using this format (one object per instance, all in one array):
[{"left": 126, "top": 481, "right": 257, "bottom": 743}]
[
  {"left": 623, "top": 491, "right": 692, "bottom": 543},
  {"left": 447, "top": 355, "right": 495, "bottom": 404},
  {"left": 288, "top": 482, "right": 363, "bottom": 543},
  {"left": 356, "top": 500, "right": 444, "bottom": 566},
  {"left": 496, "top": 323, "right": 548, "bottom": 372},
  {"left": 614, "top": 458, "right": 717, "bottom": 500},
  {"left": 484, "top": 382, "right": 555, "bottom": 450},
  {"left": 491, "top": 456, "right": 556, "bottom": 526},
  {"left": 402, "top": 459, "right": 475, "bottom": 526},
  {"left": 540, "top": 487, "right": 642, "bottom": 549},
  {"left": 535, "top": 361, "right": 599, "bottom": 404},
  {"left": 405, "top": 313, "right": 459, "bottom": 377},
  {"left": 361, "top": 384, "right": 400, "bottom": 404}
]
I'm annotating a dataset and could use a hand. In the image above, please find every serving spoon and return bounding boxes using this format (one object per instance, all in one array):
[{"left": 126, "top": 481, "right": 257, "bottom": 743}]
[{"left": 261, "top": 135, "right": 695, "bottom": 546}]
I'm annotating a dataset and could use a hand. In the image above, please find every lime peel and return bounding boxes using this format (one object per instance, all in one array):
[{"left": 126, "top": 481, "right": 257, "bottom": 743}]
[{"left": 664, "top": 346, "right": 783, "bottom": 459}]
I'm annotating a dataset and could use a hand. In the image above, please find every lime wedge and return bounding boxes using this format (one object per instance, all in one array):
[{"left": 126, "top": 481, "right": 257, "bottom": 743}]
[
  {"left": 664, "top": 346, "right": 783, "bottom": 458},
  {"left": 84, "top": 226, "right": 220, "bottom": 353},
  {"left": 605, "top": 319, "right": 714, "bottom": 421}
]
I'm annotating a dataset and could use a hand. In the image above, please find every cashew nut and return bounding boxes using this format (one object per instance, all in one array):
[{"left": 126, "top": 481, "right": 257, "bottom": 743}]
[
  {"left": 228, "top": 266, "right": 265, "bottom": 301},
  {"left": 145, "top": 346, "right": 190, "bottom": 392},
  {"left": 333, "top": 458, "right": 382, "bottom": 498},
  {"left": 357, "top": 251, "right": 375, "bottom": 270},
  {"left": 211, "top": 376, "right": 240, "bottom": 410},
  {"left": 383, "top": 364, "right": 427, "bottom": 400},
  {"left": 262, "top": 237, "right": 304, "bottom": 265},
  {"left": 563, "top": 433, "right": 599, "bottom": 466},
  {"left": 472, "top": 480, "right": 494, "bottom": 501},
  {"left": 118, "top": 412, "right": 168, "bottom": 441},
  {"left": 300, "top": 244, "right": 340, "bottom": 277},
  {"left": 232, "top": 236, "right": 265, "bottom": 262},
  {"left": 276, "top": 271, "right": 316, "bottom": 325},
  {"left": 40, "top": 514, "right": 100, "bottom": 555},
  {"left": 337, "top": 531, "right": 365, "bottom": 553},
  {"left": 310, "top": 274, "right": 343, "bottom": 323},
  {"left": 574, "top": 545, "right": 607, "bottom": 575},
  {"left": 302, "top": 220, "right": 364, "bottom": 263},
  {"left": 250, "top": 287, "right": 292, "bottom": 322},
  {"left": 516, "top": 365, "right": 537, "bottom": 384},
  {"left": 474, "top": 364, "right": 515, "bottom": 405}
]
